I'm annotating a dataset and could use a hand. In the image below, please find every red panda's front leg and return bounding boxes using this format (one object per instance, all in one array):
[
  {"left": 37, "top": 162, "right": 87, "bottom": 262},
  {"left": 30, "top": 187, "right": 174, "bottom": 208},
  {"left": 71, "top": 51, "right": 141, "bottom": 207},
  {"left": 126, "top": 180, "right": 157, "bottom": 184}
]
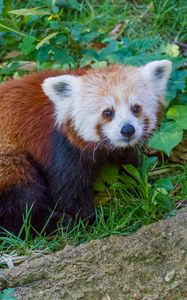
[{"left": 46, "top": 131, "right": 96, "bottom": 224}]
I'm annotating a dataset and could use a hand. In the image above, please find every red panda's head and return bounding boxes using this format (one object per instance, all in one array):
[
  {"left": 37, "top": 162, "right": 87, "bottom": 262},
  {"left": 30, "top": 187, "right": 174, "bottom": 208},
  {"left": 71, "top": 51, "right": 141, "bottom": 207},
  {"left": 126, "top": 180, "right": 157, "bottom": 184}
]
[{"left": 42, "top": 60, "right": 172, "bottom": 150}]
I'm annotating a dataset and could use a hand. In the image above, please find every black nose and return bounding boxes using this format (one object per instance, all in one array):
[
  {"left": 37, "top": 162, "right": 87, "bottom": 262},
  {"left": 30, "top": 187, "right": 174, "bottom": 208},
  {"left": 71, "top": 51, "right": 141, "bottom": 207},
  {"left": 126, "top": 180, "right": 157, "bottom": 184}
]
[{"left": 121, "top": 123, "right": 135, "bottom": 138}]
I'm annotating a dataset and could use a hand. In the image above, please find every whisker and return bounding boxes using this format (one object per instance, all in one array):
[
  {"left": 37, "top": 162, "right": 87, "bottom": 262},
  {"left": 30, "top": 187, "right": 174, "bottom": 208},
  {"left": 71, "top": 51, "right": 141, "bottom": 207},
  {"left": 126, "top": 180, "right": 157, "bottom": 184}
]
[
  {"left": 79, "top": 143, "right": 92, "bottom": 162},
  {"left": 92, "top": 141, "right": 99, "bottom": 163}
]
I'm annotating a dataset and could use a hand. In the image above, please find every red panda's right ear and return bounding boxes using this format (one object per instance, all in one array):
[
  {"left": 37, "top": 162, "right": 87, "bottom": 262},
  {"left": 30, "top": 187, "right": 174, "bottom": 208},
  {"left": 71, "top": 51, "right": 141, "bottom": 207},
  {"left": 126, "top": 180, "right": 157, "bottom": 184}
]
[
  {"left": 41, "top": 75, "right": 81, "bottom": 104},
  {"left": 41, "top": 75, "right": 81, "bottom": 126}
]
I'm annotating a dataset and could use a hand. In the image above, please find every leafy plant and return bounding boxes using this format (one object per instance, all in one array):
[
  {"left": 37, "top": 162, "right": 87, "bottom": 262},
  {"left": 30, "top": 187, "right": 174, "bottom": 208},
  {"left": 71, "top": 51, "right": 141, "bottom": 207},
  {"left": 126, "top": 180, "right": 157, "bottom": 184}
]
[
  {"left": 95, "top": 157, "right": 174, "bottom": 214},
  {"left": 94, "top": 163, "right": 120, "bottom": 192},
  {"left": 118, "top": 157, "right": 174, "bottom": 210},
  {"left": 149, "top": 73, "right": 187, "bottom": 156}
]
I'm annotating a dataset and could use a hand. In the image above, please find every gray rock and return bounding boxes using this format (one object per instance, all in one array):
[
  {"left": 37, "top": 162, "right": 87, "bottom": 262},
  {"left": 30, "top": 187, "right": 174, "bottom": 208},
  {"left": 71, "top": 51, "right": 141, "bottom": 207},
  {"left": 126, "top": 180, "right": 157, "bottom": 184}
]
[{"left": 0, "top": 209, "right": 187, "bottom": 300}]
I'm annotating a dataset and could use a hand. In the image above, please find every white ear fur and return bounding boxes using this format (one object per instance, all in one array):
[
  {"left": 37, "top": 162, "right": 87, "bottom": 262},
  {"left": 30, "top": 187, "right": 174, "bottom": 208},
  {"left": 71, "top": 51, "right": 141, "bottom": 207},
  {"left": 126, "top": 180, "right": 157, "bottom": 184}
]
[
  {"left": 141, "top": 60, "right": 172, "bottom": 96},
  {"left": 42, "top": 74, "right": 81, "bottom": 104},
  {"left": 41, "top": 75, "right": 81, "bottom": 126}
]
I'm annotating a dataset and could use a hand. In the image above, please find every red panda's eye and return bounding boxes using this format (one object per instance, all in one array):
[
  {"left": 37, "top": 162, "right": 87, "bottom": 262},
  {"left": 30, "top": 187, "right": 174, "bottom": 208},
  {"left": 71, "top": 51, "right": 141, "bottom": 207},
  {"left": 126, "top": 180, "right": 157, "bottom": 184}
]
[
  {"left": 103, "top": 109, "right": 114, "bottom": 119},
  {"left": 131, "top": 104, "right": 142, "bottom": 115}
]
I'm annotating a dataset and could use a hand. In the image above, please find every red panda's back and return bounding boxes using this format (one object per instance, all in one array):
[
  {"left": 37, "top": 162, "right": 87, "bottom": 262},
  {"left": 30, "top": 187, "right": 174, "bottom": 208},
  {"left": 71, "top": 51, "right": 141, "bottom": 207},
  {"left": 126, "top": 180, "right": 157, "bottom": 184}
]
[{"left": 0, "top": 71, "right": 63, "bottom": 166}]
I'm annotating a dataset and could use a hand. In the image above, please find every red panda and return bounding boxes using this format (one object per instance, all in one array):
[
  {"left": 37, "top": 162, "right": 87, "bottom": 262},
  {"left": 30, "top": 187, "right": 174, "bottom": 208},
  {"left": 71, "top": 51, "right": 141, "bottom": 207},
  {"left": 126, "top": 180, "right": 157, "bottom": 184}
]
[{"left": 0, "top": 61, "right": 172, "bottom": 236}]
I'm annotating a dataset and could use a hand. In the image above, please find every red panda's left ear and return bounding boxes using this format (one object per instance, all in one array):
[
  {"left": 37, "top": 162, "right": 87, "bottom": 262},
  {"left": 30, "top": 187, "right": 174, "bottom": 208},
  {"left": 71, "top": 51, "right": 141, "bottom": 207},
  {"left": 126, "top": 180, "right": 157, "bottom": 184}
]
[
  {"left": 42, "top": 75, "right": 81, "bottom": 126},
  {"left": 141, "top": 60, "right": 172, "bottom": 97}
]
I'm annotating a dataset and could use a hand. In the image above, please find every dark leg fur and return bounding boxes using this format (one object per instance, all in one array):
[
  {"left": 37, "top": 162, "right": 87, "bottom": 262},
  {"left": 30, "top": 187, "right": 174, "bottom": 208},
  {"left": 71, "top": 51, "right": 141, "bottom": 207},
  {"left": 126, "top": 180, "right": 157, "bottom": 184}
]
[
  {"left": 0, "top": 180, "right": 47, "bottom": 236},
  {"left": 0, "top": 155, "right": 63, "bottom": 237},
  {"left": 46, "top": 131, "right": 98, "bottom": 223}
]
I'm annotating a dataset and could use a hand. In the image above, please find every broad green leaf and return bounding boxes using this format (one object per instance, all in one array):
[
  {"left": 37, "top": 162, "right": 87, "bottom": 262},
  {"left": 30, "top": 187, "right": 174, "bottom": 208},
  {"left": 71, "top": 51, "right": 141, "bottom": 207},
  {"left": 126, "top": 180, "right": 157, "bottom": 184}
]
[
  {"left": 125, "top": 38, "right": 158, "bottom": 55},
  {"left": 167, "top": 105, "right": 187, "bottom": 129},
  {"left": 154, "top": 178, "right": 173, "bottom": 191},
  {"left": 79, "top": 49, "right": 99, "bottom": 67},
  {"left": 102, "top": 39, "right": 119, "bottom": 51},
  {"left": 93, "top": 177, "right": 105, "bottom": 192},
  {"left": 178, "top": 93, "right": 187, "bottom": 105},
  {"left": 111, "top": 182, "right": 127, "bottom": 190},
  {"left": 167, "top": 70, "right": 187, "bottom": 102},
  {"left": 148, "top": 121, "right": 183, "bottom": 156},
  {"left": 36, "top": 45, "right": 51, "bottom": 63},
  {"left": 166, "top": 80, "right": 177, "bottom": 101},
  {"left": 8, "top": 7, "right": 50, "bottom": 16},
  {"left": 119, "top": 175, "right": 138, "bottom": 188},
  {"left": 36, "top": 32, "right": 59, "bottom": 49},
  {"left": 80, "top": 57, "right": 95, "bottom": 68},
  {"left": 140, "top": 157, "right": 157, "bottom": 183},
  {"left": 103, "top": 52, "right": 123, "bottom": 64},
  {"left": 53, "top": 48, "right": 74, "bottom": 64},
  {"left": 70, "top": 23, "right": 84, "bottom": 41},
  {"left": 80, "top": 31, "right": 101, "bottom": 43},
  {"left": 100, "top": 164, "right": 120, "bottom": 185},
  {"left": 123, "top": 164, "right": 143, "bottom": 185},
  {"left": 156, "top": 193, "right": 174, "bottom": 209},
  {"left": 19, "top": 36, "right": 36, "bottom": 55}
]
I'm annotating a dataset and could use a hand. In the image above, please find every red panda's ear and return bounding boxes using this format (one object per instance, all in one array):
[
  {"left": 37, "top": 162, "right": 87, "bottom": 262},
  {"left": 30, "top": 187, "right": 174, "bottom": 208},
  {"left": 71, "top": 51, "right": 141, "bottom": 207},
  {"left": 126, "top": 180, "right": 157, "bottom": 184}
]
[
  {"left": 42, "top": 75, "right": 81, "bottom": 103},
  {"left": 42, "top": 75, "right": 81, "bottom": 126},
  {"left": 141, "top": 60, "right": 172, "bottom": 97}
]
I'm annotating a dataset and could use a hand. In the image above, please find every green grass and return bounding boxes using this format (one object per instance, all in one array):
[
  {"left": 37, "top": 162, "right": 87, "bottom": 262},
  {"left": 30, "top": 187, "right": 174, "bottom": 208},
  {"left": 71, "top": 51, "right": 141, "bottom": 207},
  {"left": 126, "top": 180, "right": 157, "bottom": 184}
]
[
  {"left": 0, "top": 158, "right": 186, "bottom": 265},
  {"left": 77, "top": 0, "right": 187, "bottom": 41},
  {"left": 5, "top": 0, "right": 187, "bottom": 39},
  {"left": 0, "top": 0, "right": 187, "bottom": 265}
]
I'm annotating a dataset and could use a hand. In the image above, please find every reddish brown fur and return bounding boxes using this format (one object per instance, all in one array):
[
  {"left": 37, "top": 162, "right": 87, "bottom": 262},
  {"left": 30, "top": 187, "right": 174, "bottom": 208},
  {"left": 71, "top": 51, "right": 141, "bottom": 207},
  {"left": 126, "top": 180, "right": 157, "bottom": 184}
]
[
  {"left": 156, "top": 103, "right": 164, "bottom": 124},
  {"left": 82, "top": 65, "right": 143, "bottom": 105},
  {"left": 0, "top": 68, "right": 89, "bottom": 187},
  {"left": 143, "top": 117, "right": 150, "bottom": 138},
  {"left": 95, "top": 118, "right": 111, "bottom": 140},
  {"left": 62, "top": 119, "right": 94, "bottom": 150},
  {"left": 131, "top": 104, "right": 143, "bottom": 118},
  {"left": 0, "top": 146, "right": 38, "bottom": 190}
]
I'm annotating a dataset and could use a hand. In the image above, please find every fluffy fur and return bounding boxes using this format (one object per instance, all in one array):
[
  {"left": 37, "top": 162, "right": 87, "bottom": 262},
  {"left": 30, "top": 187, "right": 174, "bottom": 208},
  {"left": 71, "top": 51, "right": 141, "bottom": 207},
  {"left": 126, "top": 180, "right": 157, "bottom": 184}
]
[{"left": 0, "top": 61, "right": 172, "bottom": 236}]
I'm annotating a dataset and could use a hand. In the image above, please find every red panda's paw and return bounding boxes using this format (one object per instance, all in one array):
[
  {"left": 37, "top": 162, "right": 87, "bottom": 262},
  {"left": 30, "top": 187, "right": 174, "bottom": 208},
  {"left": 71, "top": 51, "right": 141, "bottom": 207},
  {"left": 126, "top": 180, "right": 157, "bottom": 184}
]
[
  {"left": 45, "top": 207, "right": 95, "bottom": 235},
  {"left": 0, "top": 182, "right": 49, "bottom": 237},
  {"left": 79, "top": 201, "right": 96, "bottom": 224},
  {"left": 46, "top": 211, "right": 74, "bottom": 234},
  {"left": 49, "top": 199, "right": 96, "bottom": 232}
]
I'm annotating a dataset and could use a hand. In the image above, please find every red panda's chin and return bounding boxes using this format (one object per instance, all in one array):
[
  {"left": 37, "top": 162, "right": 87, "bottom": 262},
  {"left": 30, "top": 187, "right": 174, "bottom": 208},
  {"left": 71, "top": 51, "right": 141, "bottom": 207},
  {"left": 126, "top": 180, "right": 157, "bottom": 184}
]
[{"left": 111, "top": 139, "right": 139, "bottom": 149}]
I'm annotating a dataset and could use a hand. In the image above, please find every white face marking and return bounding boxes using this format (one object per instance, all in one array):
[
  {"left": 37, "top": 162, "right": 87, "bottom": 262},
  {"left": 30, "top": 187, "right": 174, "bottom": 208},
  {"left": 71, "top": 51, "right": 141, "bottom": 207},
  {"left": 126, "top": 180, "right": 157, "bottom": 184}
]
[
  {"left": 102, "top": 103, "right": 143, "bottom": 148},
  {"left": 42, "top": 60, "right": 172, "bottom": 149},
  {"left": 101, "top": 92, "right": 157, "bottom": 148},
  {"left": 71, "top": 75, "right": 160, "bottom": 148},
  {"left": 71, "top": 96, "right": 116, "bottom": 142}
]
